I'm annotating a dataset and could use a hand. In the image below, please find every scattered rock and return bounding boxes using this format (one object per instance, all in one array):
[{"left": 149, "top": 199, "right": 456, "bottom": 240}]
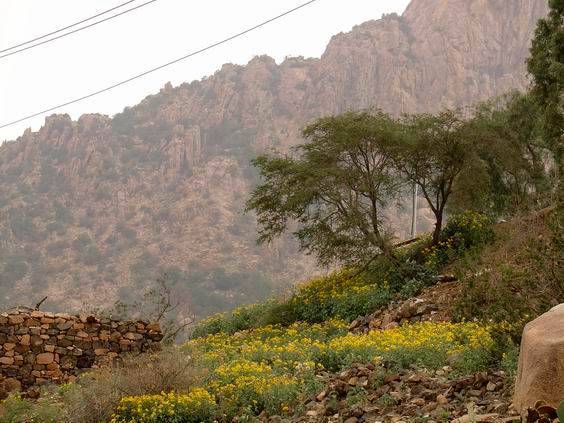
[
  {"left": 436, "top": 394, "right": 449, "bottom": 404},
  {"left": 349, "top": 298, "right": 442, "bottom": 334},
  {"left": 299, "top": 363, "right": 514, "bottom": 422}
]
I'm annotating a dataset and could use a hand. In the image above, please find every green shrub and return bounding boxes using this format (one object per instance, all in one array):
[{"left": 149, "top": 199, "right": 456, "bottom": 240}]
[
  {"left": 383, "top": 346, "right": 449, "bottom": 370},
  {"left": 111, "top": 389, "right": 217, "bottom": 423},
  {"left": 191, "top": 213, "right": 492, "bottom": 338},
  {"left": 423, "top": 211, "right": 495, "bottom": 269},
  {"left": 192, "top": 301, "right": 279, "bottom": 338},
  {"left": 455, "top": 265, "right": 533, "bottom": 323},
  {"left": 500, "top": 342, "right": 519, "bottom": 384},
  {"left": 346, "top": 386, "right": 369, "bottom": 407},
  {"left": 192, "top": 313, "right": 228, "bottom": 338},
  {"left": 260, "top": 300, "right": 301, "bottom": 327},
  {"left": 448, "top": 348, "right": 491, "bottom": 376},
  {"left": 386, "top": 261, "right": 436, "bottom": 294},
  {"left": 0, "top": 393, "right": 62, "bottom": 423},
  {"left": 397, "top": 278, "right": 428, "bottom": 300},
  {"left": 328, "top": 285, "right": 393, "bottom": 322},
  {"left": 442, "top": 211, "right": 495, "bottom": 247}
]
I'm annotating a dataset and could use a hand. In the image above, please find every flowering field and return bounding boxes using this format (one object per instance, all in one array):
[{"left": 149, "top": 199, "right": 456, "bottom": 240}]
[
  {"left": 109, "top": 320, "right": 494, "bottom": 421},
  {"left": 111, "top": 389, "right": 217, "bottom": 423},
  {"left": 114, "top": 320, "right": 493, "bottom": 422}
]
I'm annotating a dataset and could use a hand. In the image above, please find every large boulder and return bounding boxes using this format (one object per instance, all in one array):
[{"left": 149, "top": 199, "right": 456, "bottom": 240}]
[{"left": 513, "top": 303, "right": 564, "bottom": 413}]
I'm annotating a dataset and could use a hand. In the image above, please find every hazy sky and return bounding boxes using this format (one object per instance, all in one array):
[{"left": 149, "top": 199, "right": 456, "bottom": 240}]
[{"left": 0, "top": 0, "right": 411, "bottom": 142}]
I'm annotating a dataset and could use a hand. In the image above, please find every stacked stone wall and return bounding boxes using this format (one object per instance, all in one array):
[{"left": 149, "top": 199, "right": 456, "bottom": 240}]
[{"left": 0, "top": 308, "right": 162, "bottom": 396}]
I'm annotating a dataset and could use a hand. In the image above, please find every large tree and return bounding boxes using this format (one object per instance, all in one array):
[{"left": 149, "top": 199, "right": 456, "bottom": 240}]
[
  {"left": 527, "top": 0, "right": 563, "bottom": 178},
  {"left": 394, "top": 111, "right": 485, "bottom": 244},
  {"left": 246, "top": 111, "right": 403, "bottom": 266},
  {"left": 470, "top": 93, "right": 550, "bottom": 212}
]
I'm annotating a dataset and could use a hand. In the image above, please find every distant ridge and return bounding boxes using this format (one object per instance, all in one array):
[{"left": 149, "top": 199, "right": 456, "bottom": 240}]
[{"left": 0, "top": 0, "right": 549, "bottom": 316}]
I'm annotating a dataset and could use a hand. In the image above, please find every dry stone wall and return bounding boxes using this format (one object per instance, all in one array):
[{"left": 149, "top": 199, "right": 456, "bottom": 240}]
[{"left": 0, "top": 308, "right": 162, "bottom": 395}]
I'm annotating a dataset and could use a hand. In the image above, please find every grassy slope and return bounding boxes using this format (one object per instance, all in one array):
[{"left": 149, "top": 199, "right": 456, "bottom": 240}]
[{"left": 453, "top": 207, "right": 563, "bottom": 326}]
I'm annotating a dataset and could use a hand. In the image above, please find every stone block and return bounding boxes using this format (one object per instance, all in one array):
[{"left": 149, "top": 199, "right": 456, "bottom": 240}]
[
  {"left": 0, "top": 357, "right": 14, "bottom": 365},
  {"left": 30, "top": 311, "right": 44, "bottom": 319},
  {"left": 3, "top": 343, "right": 16, "bottom": 351},
  {"left": 8, "top": 315, "right": 24, "bottom": 325},
  {"left": 36, "top": 353, "right": 54, "bottom": 365}
]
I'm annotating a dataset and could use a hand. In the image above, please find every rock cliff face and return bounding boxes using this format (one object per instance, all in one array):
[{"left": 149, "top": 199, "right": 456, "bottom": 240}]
[{"left": 0, "top": 0, "right": 548, "bottom": 316}]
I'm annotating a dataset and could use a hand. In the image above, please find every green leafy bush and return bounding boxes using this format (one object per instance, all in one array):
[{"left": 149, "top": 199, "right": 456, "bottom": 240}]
[
  {"left": 423, "top": 211, "right": 494, "bottom": 269},
  {"left": 385, "top": 261, "right": 436, "bottom": 294},
  {"left": 110, "top": 389, "right": 217, "bottom": 423},
  {"left": 192, "top": 301, "right": 278, "bottom": 338},
  {"left": 259, "top": 300, "right": 301, "bottom": 327},
  {"left": 286, "top": 285, "right": 392, "bottom": 325},
  {"left": 441, "top": 211, "right": 495, "bottom": 247}
]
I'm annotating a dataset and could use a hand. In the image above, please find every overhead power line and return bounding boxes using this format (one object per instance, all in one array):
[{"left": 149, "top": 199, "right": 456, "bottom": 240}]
[
  {"left": 0, "top": 0, "right": 157, "bottom": 59},
  {"left": 0, "top": 0, "right": 138, "bottom": 53},
  {"left": 0, "top": 0, "right": 319, "bottom": 130}
]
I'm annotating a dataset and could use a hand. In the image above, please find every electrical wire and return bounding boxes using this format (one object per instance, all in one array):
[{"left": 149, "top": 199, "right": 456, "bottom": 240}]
[
  {"left": 0, "top": 0, "right": 157, "bottom": 59},
  {"left": 0, "top": 0, "right": 319, "bottom": 129},
  {"left": 1, "top": 0, "right": 139, "bottom": 53}
]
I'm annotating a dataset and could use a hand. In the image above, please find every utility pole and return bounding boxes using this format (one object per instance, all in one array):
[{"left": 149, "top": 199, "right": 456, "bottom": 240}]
[{"left": 410, "top": 183, "right": 418, "bottom": 238}]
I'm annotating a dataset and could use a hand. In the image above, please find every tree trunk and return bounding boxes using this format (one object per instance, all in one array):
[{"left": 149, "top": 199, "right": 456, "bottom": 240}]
[{"left": 432, "top": 213, "right": 443, "bottom": 245}]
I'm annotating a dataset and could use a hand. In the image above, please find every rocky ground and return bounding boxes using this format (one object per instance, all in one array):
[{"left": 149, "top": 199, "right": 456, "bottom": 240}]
[
  {"left": 349, "top": 279, "right": 459, "bottom": 333},
  {"left": 295, "top": 363, "right": 516, "bottom": 423},
  {"left": 261, "top": 281, "right": 525, "bottom": 423}
]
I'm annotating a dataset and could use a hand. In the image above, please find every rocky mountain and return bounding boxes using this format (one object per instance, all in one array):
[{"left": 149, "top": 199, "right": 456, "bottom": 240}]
[{"left": 0, "top": 0, "right": 549, "bottom": 316}]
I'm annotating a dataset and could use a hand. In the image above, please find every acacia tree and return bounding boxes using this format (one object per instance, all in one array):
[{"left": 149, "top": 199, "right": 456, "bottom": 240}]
[
  {"left": 394, "top": 110, "right": 484, "bottom": 245},
  {"left": 246, "top": 111, "right": 403, "bottom": 266}
]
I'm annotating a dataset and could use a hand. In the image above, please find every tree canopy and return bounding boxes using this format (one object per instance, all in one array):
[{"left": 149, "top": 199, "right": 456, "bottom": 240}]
[
  {"left": 527, "top": 0, "right": 564, "bottom": 177},
  {"left": 246, "top": 110, "right": 495, "bottom": 266},
  {"left": 246, "top": 111, "right": 402, "bottom": 266},
  {"left": 246, "top": 102, "right": 553, "bottom": 269},
  {"left": 470, "top": 93, "right": 551, "bottom": 211},
  {"left": 394, "top": 110, "right": 485, "bottom": 244}
]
